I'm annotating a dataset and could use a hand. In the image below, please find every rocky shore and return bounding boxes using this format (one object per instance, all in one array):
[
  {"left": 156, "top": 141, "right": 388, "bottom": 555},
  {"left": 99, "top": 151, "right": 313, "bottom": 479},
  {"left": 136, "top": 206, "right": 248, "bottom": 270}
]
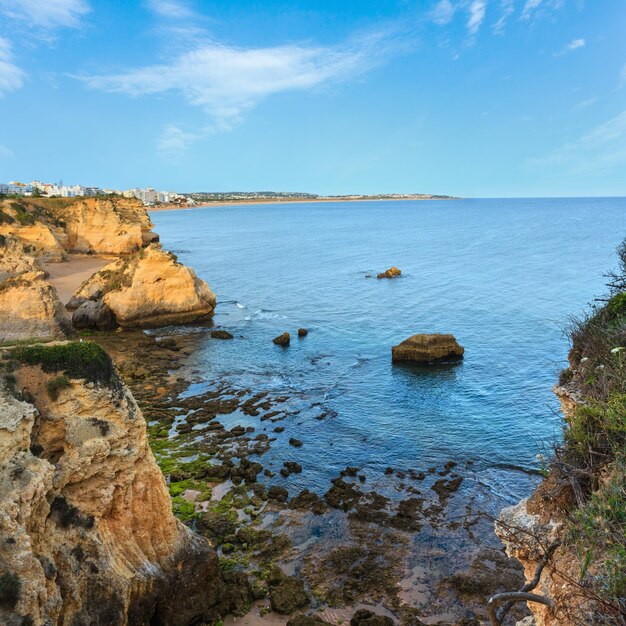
[{"left": 0, "top": 196, "right": 552, "bottom": 626}]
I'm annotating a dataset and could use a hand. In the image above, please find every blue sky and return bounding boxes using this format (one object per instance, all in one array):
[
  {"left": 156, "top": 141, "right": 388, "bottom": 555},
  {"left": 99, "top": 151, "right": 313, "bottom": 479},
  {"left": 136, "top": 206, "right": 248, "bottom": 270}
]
[{"left": 0, "top": 0, "right": 625, "bottom": 197}]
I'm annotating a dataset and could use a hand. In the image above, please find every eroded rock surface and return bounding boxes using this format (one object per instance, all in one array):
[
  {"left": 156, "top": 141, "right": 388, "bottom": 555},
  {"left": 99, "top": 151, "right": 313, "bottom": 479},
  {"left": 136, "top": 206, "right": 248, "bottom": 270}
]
[
  {"left": 69, "top": 243, "right": 216, "bottom": 328},
  {"left": 391, "top": 333, "right": 464, "bottom": 363},
  {"left": 0, "top": 237, "right": 73, "bottom": 344},
  {"left": 0, "top": 344, "right": 222, "bottom": 625}
]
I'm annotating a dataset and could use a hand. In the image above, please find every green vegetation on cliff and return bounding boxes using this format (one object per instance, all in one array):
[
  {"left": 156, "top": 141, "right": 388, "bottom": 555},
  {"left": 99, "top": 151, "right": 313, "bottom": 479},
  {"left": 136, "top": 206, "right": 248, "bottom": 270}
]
[
  {"left": 13, "top": 341, "right": 115, "bottom": 385},
  {"left": 556, "top": 238, "right": 626, "bottom": 619}
]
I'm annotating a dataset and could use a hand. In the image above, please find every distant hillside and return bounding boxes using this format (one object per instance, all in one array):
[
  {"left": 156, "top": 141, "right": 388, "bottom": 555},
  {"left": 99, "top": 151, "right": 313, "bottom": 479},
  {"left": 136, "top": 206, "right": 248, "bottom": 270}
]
[{"left": 185, "top": 191, "right": 457, "bottom": 203}]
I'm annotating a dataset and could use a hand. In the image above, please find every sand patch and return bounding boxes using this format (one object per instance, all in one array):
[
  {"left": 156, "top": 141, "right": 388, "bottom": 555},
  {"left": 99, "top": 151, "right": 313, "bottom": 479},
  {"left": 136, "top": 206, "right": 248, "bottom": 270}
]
[{"left": 43, "top": 255, "right": 114, "bottom": 305}]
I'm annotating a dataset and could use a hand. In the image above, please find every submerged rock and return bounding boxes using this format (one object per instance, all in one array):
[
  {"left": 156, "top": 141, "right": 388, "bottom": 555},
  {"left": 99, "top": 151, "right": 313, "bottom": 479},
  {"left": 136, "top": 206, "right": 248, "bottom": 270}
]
[
  {"left": 273, "top": 332, "right": 291, "bottom": 346},
  {"left": 211, "top": 329, "right": 233, "bottom": 339},
  {"left": 391, "top": 333, "right": 464, "bottom": 363},
  {"left": 376, "top": 266, "right": 401, "bottom": 279},
  {"left": 298, "top": 328, "right": 308, "bottom": 337}
]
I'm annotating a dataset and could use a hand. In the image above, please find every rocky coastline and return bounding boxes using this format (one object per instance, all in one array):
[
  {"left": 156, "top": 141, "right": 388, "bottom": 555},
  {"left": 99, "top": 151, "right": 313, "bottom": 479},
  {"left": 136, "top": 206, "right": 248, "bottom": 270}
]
[{"left": 2, "top": 196, "right": 614, "bottom": 626}]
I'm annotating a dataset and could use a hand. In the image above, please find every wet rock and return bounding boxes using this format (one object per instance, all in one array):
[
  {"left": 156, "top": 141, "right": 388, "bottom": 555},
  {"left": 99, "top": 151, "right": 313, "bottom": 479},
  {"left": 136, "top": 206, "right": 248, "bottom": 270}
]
[
  {"left": 268, "top": 485, "right": 289, "bottom": 503},
  {"left": 376, "top": 266, "right": 401, "bottom": 279},
  {"left": 324, "top": 478, "right": 362, "bottom": 512},
  {"left": 297, "top": 328, "right": 308, "bottom": 338},
  {"left": 288, "top": 616, "right": 333, "bottom": 626},
  {"left": 283, "top": 461, "right": 303, "bottom": 474},
  {"left": 341, "top": 466, "right": 359, "bottom": 477},
  {"left": 221, "top": 570, "right": 253, "bottom": 618},
  {"left": 210, "top": 329, "right": 233, "bottom": 339},
  {"left": 274, "top": 426, "right": 285, "bottom": 433},
  {"left": 270, "top": 577, "right": 309, "bottom": 615},
  {"left": 290, "top": 490, "right": 329, "bottom": 515},
  {"left": 289, "top": 438, "right": 303, "bottom": 447},
  {"left": 384, "top": 467, "right": 394, "bottom": 475},
  {"left": 431, "top": 476, "right": 463, "bottom": 500},
  {"left": 350, "top": 609, "right": 394, "bottom": 625},
  {"left": 197, "top": 511, "right": 237, "bottom": 541},
  {"left": 392, "top": 333, "right": 464, "bottom": 364},
  {"left": 273, "top": 332, "right": 291, "bottom": 346}
]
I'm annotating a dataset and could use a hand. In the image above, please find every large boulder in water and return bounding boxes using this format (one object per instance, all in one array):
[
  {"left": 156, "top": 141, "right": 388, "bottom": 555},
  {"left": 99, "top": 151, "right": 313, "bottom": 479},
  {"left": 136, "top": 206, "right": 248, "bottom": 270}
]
[
  {"left": 391, "top": 333, "right": 464, "bottom": 364},
  {"left": 377, "top": 266, "right": 401, "bottom": 279}
]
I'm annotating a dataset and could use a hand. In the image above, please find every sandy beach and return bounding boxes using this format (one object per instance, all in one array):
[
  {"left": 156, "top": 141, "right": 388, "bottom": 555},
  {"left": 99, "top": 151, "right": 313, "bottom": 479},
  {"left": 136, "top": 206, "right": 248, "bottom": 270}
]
[
  {"left": 44, "top": 255, "right": 113, "bottom": 305},
  {"left": 150, "top": 196, "right": 455, "bottom": 212}
]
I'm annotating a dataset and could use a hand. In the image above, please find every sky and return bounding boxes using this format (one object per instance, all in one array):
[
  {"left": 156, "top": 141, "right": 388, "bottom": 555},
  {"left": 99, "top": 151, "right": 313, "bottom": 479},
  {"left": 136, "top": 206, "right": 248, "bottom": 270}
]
[{"left": 0, "top": 0, "right": 625, "bottom": 197}]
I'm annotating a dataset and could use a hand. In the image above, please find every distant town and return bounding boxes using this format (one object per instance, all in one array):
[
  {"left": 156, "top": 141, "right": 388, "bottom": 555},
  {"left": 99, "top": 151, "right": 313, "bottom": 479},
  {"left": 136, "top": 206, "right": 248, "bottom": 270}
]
[
  {"left": 0, "top": 180, "right": 456, "bottom": 207},
  {"left": 0, "top": 180, "right": 189, "bottom": 207}
]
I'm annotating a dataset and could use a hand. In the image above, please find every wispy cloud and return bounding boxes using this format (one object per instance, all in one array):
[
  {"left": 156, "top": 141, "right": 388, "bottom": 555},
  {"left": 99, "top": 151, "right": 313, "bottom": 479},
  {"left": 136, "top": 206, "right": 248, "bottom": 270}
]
[
  {"left": 145, "top": 0, "right": 195, "bottom": 19},
  {"left": 467, "top": 0, "right": 487, "bottom": 36},
  {"left": 0, "top": 37, "right": 24, "bottom": 96},
  {"left": 521, "top": 0, "right": 543, "bottom": 19},
  {"left": 0, "top": 0, "right": 90, "bottom": 29},
  {"left": 493, "top": 0, "right": 515, "bottom": 34},
  {"left": 556, "top": 37, "right": 585, "bottom": 55},
  {"left": 533, "top": 110, "right": 626, "bottom": 176},
  {"left": 81, "top": 30, "right": 407, "bottom": 153},
  {"left": 431, "top": 0, "right": 457, "bottom": 25}
]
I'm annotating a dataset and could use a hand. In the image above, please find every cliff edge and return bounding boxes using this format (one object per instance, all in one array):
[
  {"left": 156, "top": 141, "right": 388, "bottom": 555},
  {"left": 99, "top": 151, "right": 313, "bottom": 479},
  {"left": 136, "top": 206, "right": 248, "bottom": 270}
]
[
  {"left": 496, "top": 241, "right": 626, "bottom": 626},
  {"left": 0, "top": 342, "right": 223, "bottom": 625}
]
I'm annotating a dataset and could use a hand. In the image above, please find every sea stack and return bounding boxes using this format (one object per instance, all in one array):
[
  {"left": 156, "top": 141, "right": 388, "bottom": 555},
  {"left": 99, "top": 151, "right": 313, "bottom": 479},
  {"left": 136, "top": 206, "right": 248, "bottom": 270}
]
[{"left": 391, "top": 333, "right": 464, "bottom": 363}]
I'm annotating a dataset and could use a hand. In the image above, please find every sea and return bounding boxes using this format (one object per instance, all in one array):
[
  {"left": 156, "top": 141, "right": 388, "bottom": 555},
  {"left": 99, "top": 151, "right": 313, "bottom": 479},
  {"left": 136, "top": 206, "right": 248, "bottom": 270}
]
[{"left": 151, "top": 197, "right": 626, "bottom": 507}]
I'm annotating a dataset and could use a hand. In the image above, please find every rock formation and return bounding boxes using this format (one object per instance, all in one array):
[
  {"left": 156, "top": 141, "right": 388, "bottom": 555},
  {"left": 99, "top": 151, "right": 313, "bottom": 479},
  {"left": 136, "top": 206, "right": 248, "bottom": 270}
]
[
  {"left": 273, "top": 332, "right": 291, "bottom": 346},
  {"left": 377, "top": 267, "right": 401, "bottom": 279},
  {"left": 0, "top": 342, "right": 223, "bottom": 625},
  {"left": 69, "top": 244, "right": 216, "bottom": 328},
  {"left": 391, "top": 333, "right": 464, "bottom": 363},
  {"left": 0, "top": 237, "right": 73, "bottom": 344},
  {"left": 0, "top": 197, "right": 158, "bottom": 257}
]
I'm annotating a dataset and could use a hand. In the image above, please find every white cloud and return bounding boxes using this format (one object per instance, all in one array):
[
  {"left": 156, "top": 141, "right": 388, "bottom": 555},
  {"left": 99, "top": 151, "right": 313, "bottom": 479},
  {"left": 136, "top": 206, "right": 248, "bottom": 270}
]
[
  {"left": 493, "top": 0, "right": 515, "bottom": 34},
  {"left": 561, "top": 37, "right": 585, "bottom": 53},
  {"left": 431, "top": 0, "right": 457, "bottom": 25},
  {"left": 521, "top": 0, "right": 543, "bottom": 19},
  {"left": 0, "top": 0, "right": 90, "bottom": 28},
  {"left": 0, "top": 37, "right": 25, "bottom": 96},
  {"left": 145, "top": 0, "right": 195, "bottom": 19},
  {"left": 467, "top": 0, "right": 487, "bottom": 36},
  {"left": 81, "top": 31, "right": 404, "bottom": 140},
  {"left": 533, "top": 110, "right": 626, "bottom": 176}
]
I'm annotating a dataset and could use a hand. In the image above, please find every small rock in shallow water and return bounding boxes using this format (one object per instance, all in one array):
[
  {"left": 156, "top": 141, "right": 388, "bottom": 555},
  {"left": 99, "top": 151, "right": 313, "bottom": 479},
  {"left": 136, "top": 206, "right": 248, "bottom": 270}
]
[
  {"left": 273, "top": 332, "right": 291, "bottom": 346},
  {"left": 298, "top": 328, "right": 308, "bottom": 337},
  {"left": 210, "top": 329, "right": 233, "bottom": 339},
  {"left": 268, "top": 485, "right": 289, "bottom": 503},
  {"left": 289, "top": 438, "right": 303, "bottom": 447}
]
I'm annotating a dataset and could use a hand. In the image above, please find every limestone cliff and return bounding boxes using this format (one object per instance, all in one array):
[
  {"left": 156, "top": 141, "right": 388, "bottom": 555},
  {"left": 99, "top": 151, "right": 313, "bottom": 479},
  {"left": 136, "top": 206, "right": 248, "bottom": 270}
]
[
  {"left": 0, "top": 197, "right": 158, "bottom": 257},
  {"left": 0, "top": 237, "right": 73, "bottom": 344},
  {"left": 0, "top": 342, "right": 223, "bottom": 625},
  {"left": 69, "top": 243, "right": 216, "bottom": 328}
]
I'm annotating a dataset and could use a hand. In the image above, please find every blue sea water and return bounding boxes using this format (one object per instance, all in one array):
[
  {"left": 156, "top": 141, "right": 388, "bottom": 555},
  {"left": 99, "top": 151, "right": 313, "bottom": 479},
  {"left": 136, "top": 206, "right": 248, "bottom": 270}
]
[{"left": 151, "top": 197, "right": 626, "bottom": 504}]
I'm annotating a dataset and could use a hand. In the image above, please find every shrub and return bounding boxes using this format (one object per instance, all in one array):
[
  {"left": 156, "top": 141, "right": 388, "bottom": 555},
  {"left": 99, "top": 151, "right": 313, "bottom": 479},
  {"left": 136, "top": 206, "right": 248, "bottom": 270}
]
[
  {"left": 0, "top": 571, "right": 21, "bottom": 606},
  {"left": 46, "top": 374, "right": 71, "bottom": 400},
  {"left": 13, "top": 342, "right": 115, "bottom": 385}
]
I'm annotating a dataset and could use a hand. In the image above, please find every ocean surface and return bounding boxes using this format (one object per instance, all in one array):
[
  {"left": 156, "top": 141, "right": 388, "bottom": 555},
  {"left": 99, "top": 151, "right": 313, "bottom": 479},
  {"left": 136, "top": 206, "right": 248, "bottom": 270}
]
[{"left": 151, "top": 197, "right": 626, "bottom": 505}]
